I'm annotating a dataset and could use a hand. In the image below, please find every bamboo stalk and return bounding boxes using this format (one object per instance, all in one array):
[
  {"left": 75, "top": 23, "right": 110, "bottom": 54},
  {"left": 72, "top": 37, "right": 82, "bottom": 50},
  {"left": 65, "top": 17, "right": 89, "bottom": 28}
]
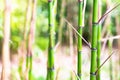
[
  {"left": 1, "top": 0, "right": 11, "bottom": 80},
  {"left": 96, "top": 25, "right": 101, "bottom": 80},
  {"left": 90, "top": 0, "right": 99, "bottom": 80},
  {"left": 96, "top": 0, "right": 102, "bottom": 80},
  {"left": 47, "top": 0, "right": 55, "bottom": 80},
  {"left": 77, "top": 0, "right": 83, "bottom": 79},
  {"left": 24, "top": 0, "right": 32, "bottom": 40},
  {"left": 26, "top": 0, "right": 36, "bottom": 80},
  {"left": 18, "top": 0, "right": 32, "bottom": 79}
]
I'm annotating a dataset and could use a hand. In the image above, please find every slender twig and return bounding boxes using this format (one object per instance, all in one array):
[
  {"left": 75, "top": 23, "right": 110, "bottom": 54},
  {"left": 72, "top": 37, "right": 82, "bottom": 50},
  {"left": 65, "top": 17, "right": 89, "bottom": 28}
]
[
  {"left": 101, "top": 32, "right": 109, "bottom": 53},
  {"left": 83, "top": 0, "right": 86, "bottom": 15},
  {"left": 54, "top": 42, "right": 60, "bottom": 51},
  {"left": 82, "top": 0, "right": 86, "bottom": 26},
  {"left": 64, "top": 18, "right": 91, "bottom": 48},
  {"left": 98, "top": 3, "right": 120, "bottom": 24},
  {"left": 72, "top": 70, "right": 81, "bottom": 80},
  {"left": 101, "top": 35, "right": 120, "bottom": 42},
  {"left": 95, "top": 51, "right": 115, "bottom": 75}
]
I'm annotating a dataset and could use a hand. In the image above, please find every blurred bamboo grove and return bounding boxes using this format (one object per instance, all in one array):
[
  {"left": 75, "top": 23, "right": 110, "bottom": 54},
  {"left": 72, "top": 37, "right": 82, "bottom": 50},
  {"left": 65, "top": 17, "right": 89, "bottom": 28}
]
[{"left": 0, "top": 0, "right": 120, "bottom": 80}]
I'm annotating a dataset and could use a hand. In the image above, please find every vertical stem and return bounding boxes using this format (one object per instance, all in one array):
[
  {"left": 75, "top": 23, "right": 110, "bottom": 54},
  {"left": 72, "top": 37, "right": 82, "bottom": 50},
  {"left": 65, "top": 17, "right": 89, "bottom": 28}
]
[
  {"left": 90, "top": 0, "right": 98, "bottom": 80},
  {"left": 47, "top": 0, "right": 55, "bottom": 80},
  {"left": 27, "top": 0, "right": 36, "bottom": 80},
  {"left": 29, "top": 56, "right": 33, "bottom": 80},
  {"left": 24, "top": 0, "right": 32, "bottom": 40},
  {"left": 77, "top": 0, "right": 83, "bottom": 79},
  {"left": 96, "top": 24, "right": 101, "bottom": 80},
  {"left": 19, "top": 0, "right": 31, "bottom": 80},
  {"left": 96, "top": 0, "right": 101, "bottom": 80},
  {"left": 1, "top": 0, "right": 11, "bottom": 80}
]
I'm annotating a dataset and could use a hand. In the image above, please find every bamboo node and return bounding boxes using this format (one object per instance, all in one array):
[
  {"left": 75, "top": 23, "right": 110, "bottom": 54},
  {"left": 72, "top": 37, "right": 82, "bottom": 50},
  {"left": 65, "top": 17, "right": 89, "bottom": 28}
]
[
  {"left": 78, "top": 50, "right": 82, "bottom": 53},
  {"left": 47, "top": 67, "right": 55, "bottom": 71},
  {"left": 48, "top": 47, "right": 54, "bottom": 50},
  {"left": 78, "top": 26, "right": 84, "bottom": 29},
  {"left": 91, "top": 48, "right": 97, "bottom": 51},
  {"left": 26, "top": 53, "right": 32, "bottom": 57},
  {"left": 92, "top": 22, "right": 99, "bottom": 25},
  {"left": 49, "top": 24, "right": 53, "bottom": 27},
  {"left": 77, "top": 73, "right": 82, "bottom": 77},
  {"left": 90, "top": 72, "right": 96, "bottom": 76}
]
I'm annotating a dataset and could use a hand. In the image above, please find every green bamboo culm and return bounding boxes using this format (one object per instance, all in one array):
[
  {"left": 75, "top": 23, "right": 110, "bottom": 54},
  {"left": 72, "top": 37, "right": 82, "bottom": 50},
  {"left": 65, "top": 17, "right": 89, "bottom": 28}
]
[
  {"left": 77, "top": 0, "right": 83, "bottom": 79},
  {"left": 96, "top": 24, "right": 101, "bottom": 80},
  {"left": 96, "top": 1, "right": 101, "bottom": 80},
  {"left": 25, "top": 53, "right": 33, "bottom": 80},
  {"left": 26, "top": 51, "right": 33, "bottom": 80},
  {"left": 90, "top": 0, "right": 99, "bottom": 80},
  {"left": 47, "top": 0, "right": 55, "bottom": 80},
  {"left": 26, "top": 53, "right": 29, "bottom": 70},
  {"left": 26, "top": 0, "right": 36, "bottom": 79}
]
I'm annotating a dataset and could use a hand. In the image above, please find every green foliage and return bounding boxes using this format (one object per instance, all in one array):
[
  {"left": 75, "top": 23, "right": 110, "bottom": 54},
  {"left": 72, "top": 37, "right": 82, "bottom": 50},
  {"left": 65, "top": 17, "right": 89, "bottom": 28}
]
[
  {"left": 35, "top": 37, "right": 48, "bottom": 50},
  {"left": 9, "top": 0, "right": 49, "bottom": 52},
  {"left": 11, "top": 36, "right": 22, "bottom": 52}
]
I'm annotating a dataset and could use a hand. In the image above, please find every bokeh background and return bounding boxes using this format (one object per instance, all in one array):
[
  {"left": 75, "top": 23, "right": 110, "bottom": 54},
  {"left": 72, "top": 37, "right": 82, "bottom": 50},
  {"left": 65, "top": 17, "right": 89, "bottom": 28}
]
[{"left": 0, "top": 0, "right": 120, "bottom": 80}]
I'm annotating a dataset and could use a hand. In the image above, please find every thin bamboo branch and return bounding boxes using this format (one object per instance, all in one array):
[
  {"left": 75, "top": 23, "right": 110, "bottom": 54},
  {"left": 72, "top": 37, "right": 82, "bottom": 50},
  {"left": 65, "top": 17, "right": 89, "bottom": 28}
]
[
  {"left": 72, "top": 70, "right": 81, "bottom": 80},
  {"left": 101, "top": 32, "right": 109, "bottom": 53},
  {"left": 95, "top": 51, "right": 115, "bottom": 75},
  {"left": 82, "top": 0, "right": 86, "bottom": 26},
  {"left": 101, "top": 35, "right": 120, "bottom": 42},
  {"left": 64, "top": 18, "right": 91, "bottom": 48},
  {"left": 98, "top": 3, "right": 120, "bottom": 24},
  {"left": 54, "top": 42, "right": 60, "bottom": 51}
]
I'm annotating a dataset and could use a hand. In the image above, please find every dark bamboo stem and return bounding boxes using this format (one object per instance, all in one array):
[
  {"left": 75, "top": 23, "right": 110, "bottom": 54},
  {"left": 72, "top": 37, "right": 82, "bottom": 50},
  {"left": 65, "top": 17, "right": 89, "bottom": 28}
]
[
  {"left": 90, "top": 0, "right": 99, "bottom": 80},
  {"left": 47, "top": 0, "right": 55, "bottom": 79},
  {"left": 77, "top": 0, "right": 83, "bottom": 79},
  {"left": 96, "top": 1, "right": 102, "bottom": 80}
]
